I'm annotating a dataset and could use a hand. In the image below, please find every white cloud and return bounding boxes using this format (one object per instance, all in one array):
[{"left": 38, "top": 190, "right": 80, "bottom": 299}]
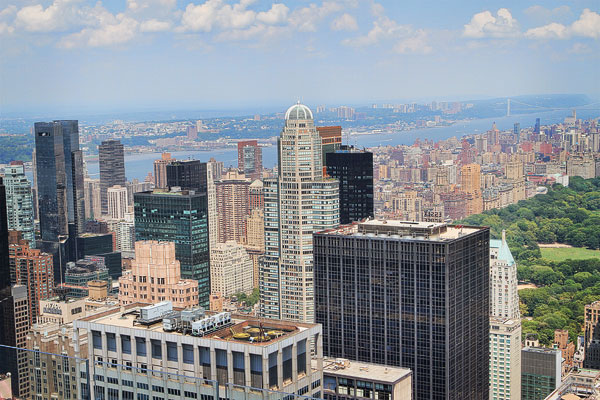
[
  {"left": 330, "top": 13, "right": 357, "bottom": 31},
  {"left": 256, "top": 3, "right": 289, "bottom": 25},
  {"left": 179, "top": 0, "right": 222, "bottom": 32},
  {"left": 524, "top": 5, "right": 571, "bottom": 23},
  {"left": 59, "top": 14, "right": 139, "bottom": 48},
  {"left": 14, "top": 0, "right": 84, "bottom": 32},
  {"left": 288, "top": 1, "right": 342, "bottom": 32},
  {"left": 463, "top": 8, "right": 519, "bottom": 38},
  {"left": 342, "top": 15, "right": 410, "bottom": 47},
  {"left": 394, "top": 29, "right": 432, "bottom": 54},
  {"left": 525, "top": 22, "right": 569, "bottom": 39},
  {"left": 571, "top": 9, "right": 600, "bottom": 39},
  {"left": 140, "top": 19, "right": 172, "bottom": 32},
  {"left": 525, "top": 9, "right": 600, "bottom": 40}
]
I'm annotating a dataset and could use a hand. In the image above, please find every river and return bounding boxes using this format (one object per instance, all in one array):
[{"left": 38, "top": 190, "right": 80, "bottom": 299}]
[{"left": 85, "top": 108, "right": 599, "bottom": 180}]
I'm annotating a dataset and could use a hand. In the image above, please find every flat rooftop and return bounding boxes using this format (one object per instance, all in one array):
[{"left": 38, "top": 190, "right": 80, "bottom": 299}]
[
  {"left": 80, "top": 304, "right": 315, "bottom": 346},
  {"left": 317, "top": 358, "right": 411, "bottom": 384},
  {"left": 318, "top": 220, "right": 482, "bottom": 241}
]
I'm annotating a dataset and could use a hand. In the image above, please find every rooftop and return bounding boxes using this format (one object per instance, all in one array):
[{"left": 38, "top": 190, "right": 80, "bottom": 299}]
[
  {"left": 318, "top": 220, "right": 483, "bottom": 242},
  {"left": 319, "top": 358, "right": 411, "bottom": 384},
  {"left": 79, "top": 303, "right": 316, "bottom": 346}
]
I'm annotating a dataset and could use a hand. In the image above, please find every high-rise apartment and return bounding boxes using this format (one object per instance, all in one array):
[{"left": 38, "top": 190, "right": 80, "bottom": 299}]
[
  {"left": 216, "top": 170, "right": 250, "bottom": 243},
  {"left": 314, "top": 220, "right": 490, "bottom": 399},
  {"left": 153, "top": 152, "right": 173, "bottom": 189},
  {"left": 134, "top": 188, "right": 210, "bottom": 308},
  {"left": 584, "top": 300, "right": 600, "bottom": 369},
  {"left": 99, "top": 139, "right": 126, "bottom": 215},
  {"left": 84, "top": 177, "right": 101, "bottom": 220},
  {"left": 249, "top": 179, "right": 264, "bottom": 210},
  {"left": 245, "top": 209, "right": 264, "bottom": 288},
  {"left": 9, "top": 232, "right": 54, "bottom": 325},
  {"left": 260, "top": 103, "right": 339, "bottom": 323},
  {"left": 316, "top": 125, "right": 342, "bottom": 164},
  {"left": 489, "top": 231, "right": 521, "bottom": 400},
  {"left": 118, "top": 241, "right": 199, "bottom": 308},
  {"left": 325, "top": 146, "right": 374, "bottom": 224},
  {"left": 2, "top": 162, "right": 36, "bottom": 247},
  {"left": 210, "top": 241, "right": 254, "bottom": 297},
  {"left": 461, "top": 163, "right": 483, "bottom": 215},
  {"left": 107, "top": 185, "right": 129, "bottom": 220},
  {"left": 238, "top": 140, "right": 262, "bottom": 179}
]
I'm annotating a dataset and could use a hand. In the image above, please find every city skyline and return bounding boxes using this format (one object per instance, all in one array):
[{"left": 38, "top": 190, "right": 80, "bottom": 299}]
[{"left": 1, "top": 1, "right": 599, "bottom": 114}]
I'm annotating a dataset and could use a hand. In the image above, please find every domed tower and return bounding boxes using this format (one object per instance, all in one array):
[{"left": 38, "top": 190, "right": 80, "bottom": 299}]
[{"left": 260, "top": 102, "right": 339, "bottom": 323}]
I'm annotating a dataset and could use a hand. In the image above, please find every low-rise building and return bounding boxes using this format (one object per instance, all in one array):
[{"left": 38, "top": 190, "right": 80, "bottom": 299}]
[{"left": 320, "top": 358, "right": 412, "bottom": 400}]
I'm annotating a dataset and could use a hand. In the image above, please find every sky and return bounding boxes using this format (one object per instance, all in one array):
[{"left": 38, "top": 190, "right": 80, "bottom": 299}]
[{"left": 0, "top": 0, "right": 599, "bottom": 115}]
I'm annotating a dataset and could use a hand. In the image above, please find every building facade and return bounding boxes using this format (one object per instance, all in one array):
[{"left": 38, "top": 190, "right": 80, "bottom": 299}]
[
  {"left": 325, "top": 147, "right": 374, "bottom": 224},
  {"left": 314, "top": 220, "right": 490, "bottom": 400},
  {"left": 490, "top": 317, "right": 522, "bottom": 400},
  {"left": 118, "top": 241, "right": 199, "bottom": 308},
  {"left": 260, "top": 103, "right": 340, "bottom": 323},
  {"left": 99, "top": 139, "right": 126, "bottom": 215},
  {"left": 521, "top": 347, "right": 561, "bottom": 400},
  {"left": 74, "top": 304, "right": 323, "bottom": 400},
  {"left": 2, "top": 162, "right": 36, "bottom": 247},
  {"left": 584, "top": 300, "right": 600, "bottom": 369},
  {"left": 216, "top": 170, "right": 250, "bottom": 243},
  {"left": 134, "top": 189, "right": 210, "bottom": 308},
  {"left": 153, "top": 153, "right": 173, "bottom": 189},
  {"left": 107, "top": 185, "right": 128, "bottom": 220},
  {"left": 210, "top": 241, "right": 254, "bottom": 297},
  {"left": 238, "top": 140, "right": 262, "bottom": 179}
]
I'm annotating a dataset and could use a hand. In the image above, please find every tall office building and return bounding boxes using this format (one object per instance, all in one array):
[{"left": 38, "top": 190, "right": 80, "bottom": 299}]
[
  {"left": 260, "top": 103, "right": 340, "bottom": 323},
  {"left": 315, "top": 220, "right": 490, "bottom": 399},
  {"left": 34, "top": 120, "right": 85, "bottom": 279},
  {"left": 166, "top": 159, "right": 208, "bottom": 192},
  {"left": 249, "top": 179, "right": 264, "bottom": 210},
  {"left": 325, "top": 146, "right": 374, "bottom": 224},
  {"left": 107, "top": 185, "right": 129, "bottom": 220},
  {"left": 84, "top": 177, "right": 102, "bottom": 220},
  {"left": 76, "top": 233, "right": 122, "bottom": 279},
  {"left": 461, "top": 163, "right": 483, "bottom": 216},
  {"left": 521, "top": 347, "right": 561, "bottom": 400},
  {"left": 490, "top": 231, "right": 520, "bottom": 319},
  {"left": 118, "top": 241, "right": 199, "bottom": 308},
  {"left": 534, "top": 118, "right": 541, "bottom": 135},
  {"left": 216, "top": 170, "right": 250, "bottom": 243},
  {"left": 2, "top": 162, "right": 36, "bottom": 247},
  {"left": 206, "top": 160, "right": 219, "bottom": 249},
  {"left": 238, "top": 140, "right": 262, "bottom": 179},
  {"left": 134, "top": 188, "right": 210, "bottom": 308},
  {"left": 153, "top": 152, "right": 173, "bottom": 189},
  {"left": 99, "top": 139, "right": 126, "bottom": 215},
  {"left": 9, "top": 232, "right": 54, "bottom": 325}
]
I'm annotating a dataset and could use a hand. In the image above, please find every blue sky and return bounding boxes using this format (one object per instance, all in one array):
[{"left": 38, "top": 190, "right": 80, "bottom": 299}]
[{"left": 0, "top": 0, "right": 599, "bottom": 115}]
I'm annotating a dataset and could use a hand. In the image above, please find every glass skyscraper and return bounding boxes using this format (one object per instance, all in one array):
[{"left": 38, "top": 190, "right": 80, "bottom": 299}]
[
  {"left": 134, "top": 189, "right": 210, "bottom": 308},
  {"left": 260, "top": 103, "right": 339, "bottom": 323},
  {"left": 325, "top": 146, "right": 374, "bottom": 225},
  {"left": 314, "top": 220, "right": 490, "bottom": 400}
]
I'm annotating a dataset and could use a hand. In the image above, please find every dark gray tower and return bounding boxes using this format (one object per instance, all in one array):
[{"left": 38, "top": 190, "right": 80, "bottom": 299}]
[
  {"left": 99, "top": 139, "right": 126, "bottom": 215},
  {"left": 315, "top": 221, "right": 490, "bottom": 400}
]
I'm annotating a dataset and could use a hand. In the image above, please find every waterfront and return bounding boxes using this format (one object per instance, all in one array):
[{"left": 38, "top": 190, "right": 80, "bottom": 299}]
[{"left": 85, "top": 108, "right": 599, "bottom": 180}]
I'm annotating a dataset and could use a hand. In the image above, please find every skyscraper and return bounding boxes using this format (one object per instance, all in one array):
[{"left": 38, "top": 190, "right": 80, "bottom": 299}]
[
  {"left": 260, "top": 103, "right": 339, "bottom": 323},
  {"left": 210, "top": 241, "right": 254, "bottom": 297},
  {"left": 237, "top": 140, "right": 262, "bottom": 179},
  {"left": 325, "top": 146, "right": 374, "bottom": 224},
  {"left": 2, "top": 162, "right": 36, "bottom": 247},
  {"left": 107, "top": 185, "right": 129, "bottom": 220},
  {"left": 134, "top": 188, "right": 210, "bottom": 308},
  {"left": 166, "top": 159, "right": 208, "bottom": 192},
  {"left": 521, "top": 347, "right": 561, "bottom": 400},
  {"left": 314, "top": 220, "right": 490, "bottom": 399},
  {"left": 215, "top": 170, "right": 250, "bottom": 243},
  {"left": 99, "top": 139, "right": 126, "bottom": 215},
  {"left": 153, "top": 152, "right": 173, "bottom": 189},
  {"left": 316, "top": 125, "right": 342, "bottom": 164}
]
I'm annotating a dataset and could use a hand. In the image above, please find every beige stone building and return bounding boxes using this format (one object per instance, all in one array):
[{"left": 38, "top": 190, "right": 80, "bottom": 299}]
[
  {"left": 118, "top": 241, "right": 199, "bottom": 308},
  {"left": 210, "top": 241, "right": 254, "bottom": 297}
]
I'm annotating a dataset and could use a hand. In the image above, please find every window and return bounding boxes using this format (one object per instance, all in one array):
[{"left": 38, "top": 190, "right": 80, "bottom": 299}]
[
  {"left": 92, "top": 331, "right": 102, "bottom": 350},
  {"left": 166, "top": 342, "right": 178, "bottom": 362},
  {"left": 137, "top": 382, "right": 149, "bottom": 390},
  {"left": 136, "top": 337, "right": 147, "bottom": 356},
  {"left": 168, "top": 388, "right": 181, "bottom": 396},
  {"left": 151, "top": 340, "right": 162, "bottom": 359},
  {"left": 152, "top": 385, "right": 165, "bottom": 393},
  {"left": 106, "top": 333, "right": 117, "bottom": 352},
  {"left": 182, "top": 344, "right": 194, "bottom": 364},
  {"left": 121, "top": 335, "right": 132, "bottom": 354}
]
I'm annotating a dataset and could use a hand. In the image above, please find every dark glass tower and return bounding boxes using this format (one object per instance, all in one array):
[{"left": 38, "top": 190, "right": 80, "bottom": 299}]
[
  {"left": 166, "top": 160, "right": 207, "bottom": 192},
  {"left": 99, "top": 139, "right": 126, "bottom": 215},
  {"left": 134, "top": 190, "right": 210, "bottom": 308},
  {"left": 76, "top": 233, "right": 122, "bottom": 279},
  {"left": 325, "top": 146, "right": 374, "bottom": 224},
  {"left": 314, "top": 221, "right": 490, "bottom": 400}
]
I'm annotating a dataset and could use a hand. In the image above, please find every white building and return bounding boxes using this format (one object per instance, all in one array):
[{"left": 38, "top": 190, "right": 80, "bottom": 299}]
[
  {"left": 210, "top": 241, "right": 253, "bottom": 297},
  {"left": 107, "top": 185, "right": 128, "bottom": 220},
  {"left": 260, "top": 103, "right": 339, "bottom": 323},
  {"left": 489, "top": 230, "right": 521, "bottom": 400},
  {"left": 74, "top": 303, "right": 323, "bottom": 400},
  {"left": 2, "top": 163, "right": 35, "bottom": 246}
]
